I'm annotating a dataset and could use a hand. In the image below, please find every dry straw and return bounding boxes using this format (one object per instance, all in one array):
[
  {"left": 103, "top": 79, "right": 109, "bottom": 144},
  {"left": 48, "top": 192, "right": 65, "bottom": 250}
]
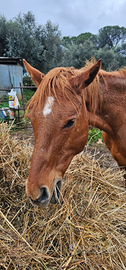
[{"left": 0, "top": 122, "right": 126, "bottom": 270}]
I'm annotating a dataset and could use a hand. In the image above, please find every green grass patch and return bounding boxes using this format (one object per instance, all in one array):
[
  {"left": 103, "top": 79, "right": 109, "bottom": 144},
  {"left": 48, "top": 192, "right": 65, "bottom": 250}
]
[
  {"left": 0, "top": 95, "right": 9, "bottom": 108},
  {"left": 22, "top": 88, "right": 35, "bottom": 104},
  {"left": 88, "top": 127, "right": 103, "bottom": 145}
]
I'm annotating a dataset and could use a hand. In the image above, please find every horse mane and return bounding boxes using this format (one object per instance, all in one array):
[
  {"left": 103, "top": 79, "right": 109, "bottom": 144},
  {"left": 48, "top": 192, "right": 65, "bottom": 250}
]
[
  {"left": 97, "top": 66, "right": 126, "bottom": 93},
  {"left": 26, "top": 59, "right": 103, "bottom": 116}
]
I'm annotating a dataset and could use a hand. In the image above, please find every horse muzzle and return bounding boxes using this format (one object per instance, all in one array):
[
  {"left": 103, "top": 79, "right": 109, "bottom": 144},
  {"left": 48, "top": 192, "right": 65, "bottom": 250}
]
[{"left": 29, "top": 179, "right": 61, "bottom": 207}]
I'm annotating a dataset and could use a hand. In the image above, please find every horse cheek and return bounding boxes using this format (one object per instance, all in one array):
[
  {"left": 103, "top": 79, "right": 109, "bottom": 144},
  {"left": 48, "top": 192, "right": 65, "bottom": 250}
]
[{"left": 75, "top": 121, "right": 88, "bottom": 154}]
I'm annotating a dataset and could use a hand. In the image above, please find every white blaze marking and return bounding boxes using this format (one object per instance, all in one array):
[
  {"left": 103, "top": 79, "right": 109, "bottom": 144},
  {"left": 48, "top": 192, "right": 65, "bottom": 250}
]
[{"left": 43, "top": 96, "right": 54, "bottom": 117}]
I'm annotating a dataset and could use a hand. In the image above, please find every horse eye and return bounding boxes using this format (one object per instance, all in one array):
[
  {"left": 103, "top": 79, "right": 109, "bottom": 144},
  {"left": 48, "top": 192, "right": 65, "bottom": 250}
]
[{"left": 64, "top": 119, "right": 75, "bottom": 129}]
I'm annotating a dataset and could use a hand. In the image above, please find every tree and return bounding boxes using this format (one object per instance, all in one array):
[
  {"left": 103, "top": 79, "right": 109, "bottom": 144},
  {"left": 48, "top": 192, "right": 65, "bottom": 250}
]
[
  {"left": 39, "top": 20, "right": 63, "bottom": 73},
  {"left": 6, "top": 12, "right": 45, "bottom": 71},
  {"left": 61, "top": 40, "right": 95, "bottom": 68},
  {"left": 1, "top": 14, "right": 126, "bottom": 73},
  {"left": 62, "top": 32, "right": 98, "bottom": 48},
  {"left": 62, "top": 36, "right": 72, "bottom": 47},
  {"left": 76, "top": 32, "right": 98, "bottom": 48},
  {"left": 98, "top": 26, "right": 126, "bottom": 49},
  {"left": 2, "top": 12, "right": 63, "bottom": 73},
  {"left": 95, "top": 45, "right": 119, "bottom": 71},
  {"left": 115, "top": 42, "right": 126, "bottom": 67},
  {"left": 0, "top": 15, "right": 8, "bottom": 56}
]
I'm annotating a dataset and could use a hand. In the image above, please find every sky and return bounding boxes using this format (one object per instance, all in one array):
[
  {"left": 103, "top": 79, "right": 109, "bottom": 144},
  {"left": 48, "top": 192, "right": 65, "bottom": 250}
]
[{"left": 1, "top": 0, "right": 126, "bottom": 37}]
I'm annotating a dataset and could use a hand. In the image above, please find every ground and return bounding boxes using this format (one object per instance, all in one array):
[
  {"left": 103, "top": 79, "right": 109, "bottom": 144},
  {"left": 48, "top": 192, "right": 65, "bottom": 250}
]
[{"left": 1, "top": 124, "right": 125, "bottom": 269}]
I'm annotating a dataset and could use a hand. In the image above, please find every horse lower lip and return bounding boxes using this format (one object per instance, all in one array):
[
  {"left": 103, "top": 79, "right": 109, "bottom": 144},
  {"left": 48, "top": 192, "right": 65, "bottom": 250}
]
[
  {"left": 29, "top": 197, "right": 49, "bottom": 207},
  {"left": 50, "top": 179, "right": 61, "bottom": 204}
]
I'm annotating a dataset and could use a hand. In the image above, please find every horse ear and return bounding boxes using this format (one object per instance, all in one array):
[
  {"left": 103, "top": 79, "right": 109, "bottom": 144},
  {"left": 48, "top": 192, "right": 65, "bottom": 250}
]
[
  {"left": 70, "top": 59, "right": 101, "bottom": 94},
  {"left": 23, "top": 59, "right": 45, "bottom": 87}
]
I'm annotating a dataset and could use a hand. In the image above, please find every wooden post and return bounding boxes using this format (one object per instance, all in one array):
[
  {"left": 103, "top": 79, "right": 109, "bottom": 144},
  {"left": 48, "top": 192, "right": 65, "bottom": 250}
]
[
  {"left": 20, "top": 82, "right": 26, "bottom": 127},
  {"left": 13, "top": 108, "right": 16, "bottom": 124},
  {"left": 20, "top": 83, "right": 25, "bottom": 112},
  {"left": 18, "top": 105, "right": 20, "bottom": 124}
]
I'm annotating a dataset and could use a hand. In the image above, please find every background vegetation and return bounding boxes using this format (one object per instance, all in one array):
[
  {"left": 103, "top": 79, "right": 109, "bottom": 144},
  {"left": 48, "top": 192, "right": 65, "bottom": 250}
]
[{"left": 0, "top": 11, "right": 126, "bottom": 73}]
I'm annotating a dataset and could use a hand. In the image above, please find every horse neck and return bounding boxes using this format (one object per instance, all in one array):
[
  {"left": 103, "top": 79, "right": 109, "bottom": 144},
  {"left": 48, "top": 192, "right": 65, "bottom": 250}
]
[{"left": 87, "top": 69, "right": 126, "bottom": 137}]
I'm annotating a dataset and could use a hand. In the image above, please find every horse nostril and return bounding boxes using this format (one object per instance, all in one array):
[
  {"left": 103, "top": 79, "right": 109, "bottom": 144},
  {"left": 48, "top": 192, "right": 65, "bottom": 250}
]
[
  {"left": 30, "top": 186, "right": 49, "bottom": 206},
  {"left": 50, "top": 179, "right": 62, "bottom": 204},
  {"left": 56, "top": 180, "right": 61, "bottom": 198},
  {"left": 39, "top": 187, "right": 49, "bottom": 203}
]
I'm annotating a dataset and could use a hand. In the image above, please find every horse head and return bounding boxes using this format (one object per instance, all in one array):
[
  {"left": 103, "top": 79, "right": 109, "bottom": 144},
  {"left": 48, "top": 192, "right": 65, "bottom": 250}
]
[{"left": 23, "top": 59, "right": 101, "bottom": 206}]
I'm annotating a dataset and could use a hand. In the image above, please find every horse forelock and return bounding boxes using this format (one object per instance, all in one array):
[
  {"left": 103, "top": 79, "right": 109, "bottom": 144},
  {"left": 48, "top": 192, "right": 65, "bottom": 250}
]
[
  {"left": 26, "top": 67, "right": 80, "bottom": 114},
  {"left": 25, "top": 60, "right": 102, "bottom": 116}
]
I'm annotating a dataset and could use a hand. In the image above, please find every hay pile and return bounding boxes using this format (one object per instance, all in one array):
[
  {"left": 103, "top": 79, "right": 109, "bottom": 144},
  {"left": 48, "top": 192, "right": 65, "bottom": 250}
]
[{"left": 0, "top": 123, "right": 126, "bottom": 270}]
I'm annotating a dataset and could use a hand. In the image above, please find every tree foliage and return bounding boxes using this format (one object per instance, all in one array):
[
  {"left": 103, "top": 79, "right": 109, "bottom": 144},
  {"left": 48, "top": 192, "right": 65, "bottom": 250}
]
[
  {"left": 0, "top": 12, "right": 62, "bottom": 73},
  {"left": 62, "top": 25, "right": 126, "bottom": 71},
  {"left": 98, "top": 26, "right": 126, "bottom": 48},
  {"left": 62, "top": 32, "right": 98, "bottom": 48},
  {"left": 0, "top": 12, "right": 126, "bottom": 73},
  {"left": 95, "top": 45, "right": 119, "bottom": 71},
  {"left": 62, "top": 41, "right": 96, "bottom": 68},
  {"left": 38, "top": 20, "right": 63, "bottom": 73},
  {"left": 0, "top": 15, "right": 8, "bottom": 56}
]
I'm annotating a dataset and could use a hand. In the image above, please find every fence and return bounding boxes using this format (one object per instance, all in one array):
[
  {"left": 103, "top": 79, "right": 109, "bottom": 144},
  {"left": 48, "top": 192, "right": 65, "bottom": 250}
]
[{"left": 0, "top": 84, "right": 36, "bottom": 126}]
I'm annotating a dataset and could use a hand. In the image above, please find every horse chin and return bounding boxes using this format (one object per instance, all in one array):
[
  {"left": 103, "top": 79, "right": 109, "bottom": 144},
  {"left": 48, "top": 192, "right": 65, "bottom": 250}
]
[
  {"left": 50, "top": 179, "right": 62, "bottom": 204},
  {"left": 30, "top": 197, "right": 49, "bottom": 207}
]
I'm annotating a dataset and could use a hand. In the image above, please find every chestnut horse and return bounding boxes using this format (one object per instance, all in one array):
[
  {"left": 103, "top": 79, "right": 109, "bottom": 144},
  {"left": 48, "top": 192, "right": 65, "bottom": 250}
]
[{"left": 23, "top": 59, "right": 126, "bottom": 207}]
